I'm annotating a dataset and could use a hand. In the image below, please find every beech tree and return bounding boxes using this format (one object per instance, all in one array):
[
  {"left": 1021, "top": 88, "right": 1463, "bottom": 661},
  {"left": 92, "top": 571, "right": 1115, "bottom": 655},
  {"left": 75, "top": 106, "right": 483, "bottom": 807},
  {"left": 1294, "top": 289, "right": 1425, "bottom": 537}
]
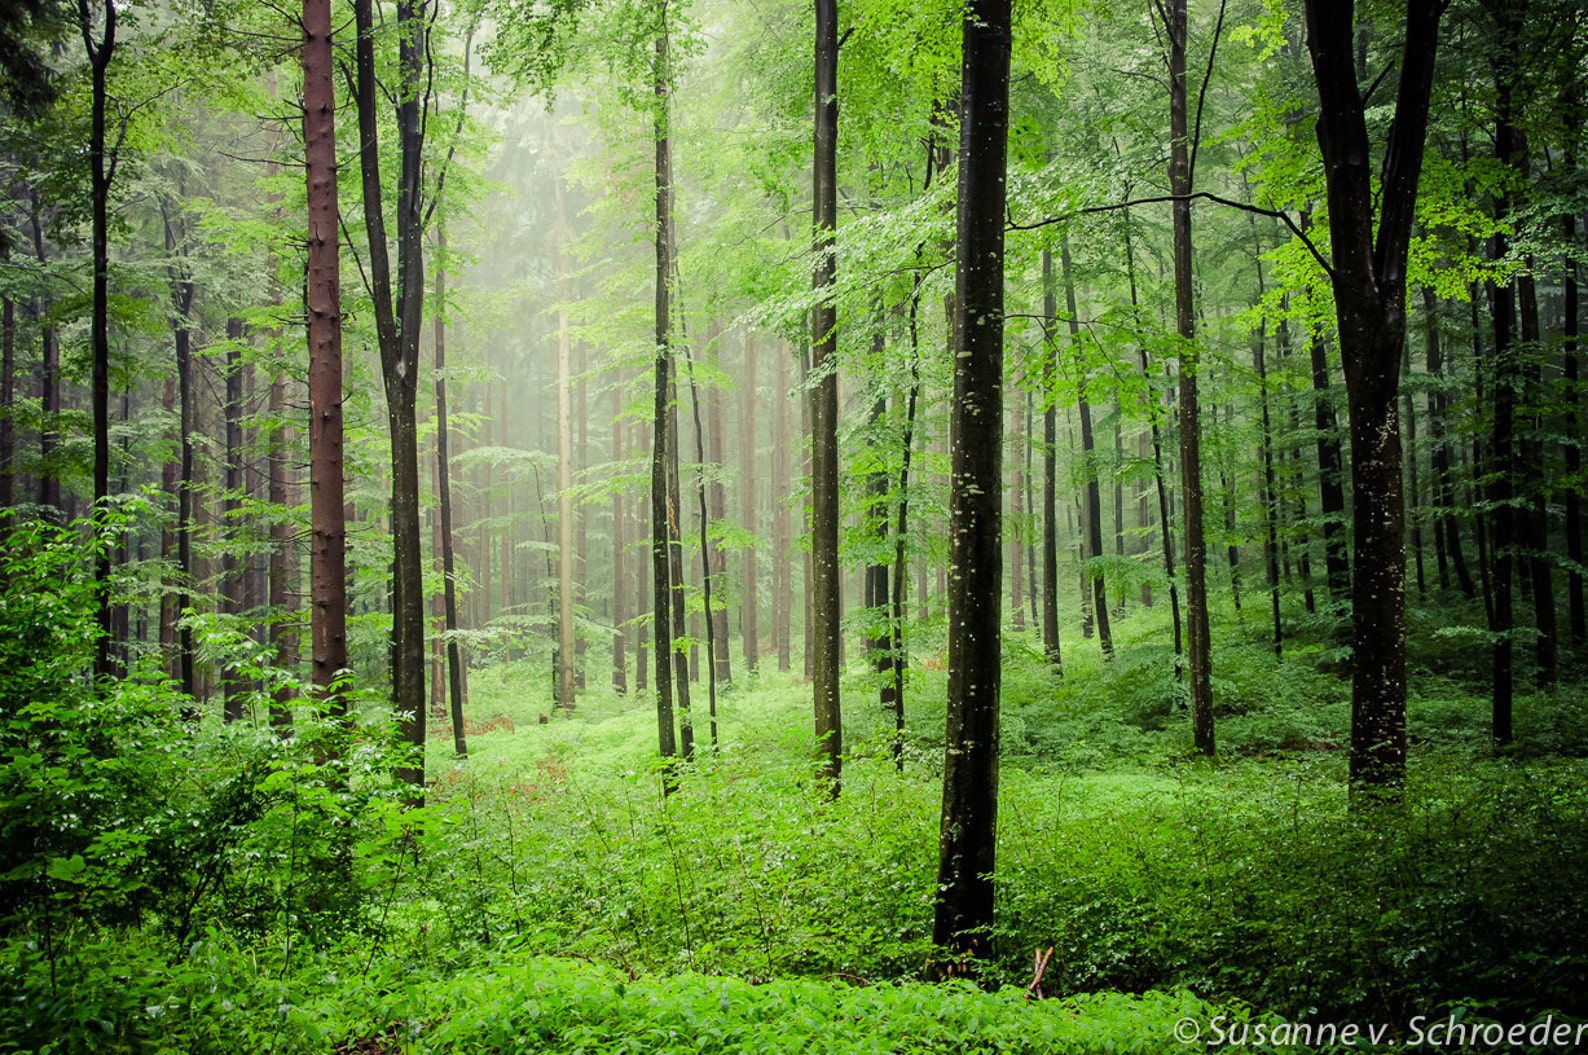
[
  {"left": 934, "top": 0, "right": 1009, "bottom": 960},
  {"left": 1303, "top": 0, "right": 1444, "bottom": 791}
]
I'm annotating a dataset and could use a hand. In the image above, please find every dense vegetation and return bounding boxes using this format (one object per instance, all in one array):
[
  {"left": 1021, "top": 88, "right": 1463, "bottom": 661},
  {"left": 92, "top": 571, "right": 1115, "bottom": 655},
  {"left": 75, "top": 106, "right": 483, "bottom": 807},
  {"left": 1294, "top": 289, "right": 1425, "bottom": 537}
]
[{"left": 1, "top": 0, "right": 1586, "bottom": 1050}]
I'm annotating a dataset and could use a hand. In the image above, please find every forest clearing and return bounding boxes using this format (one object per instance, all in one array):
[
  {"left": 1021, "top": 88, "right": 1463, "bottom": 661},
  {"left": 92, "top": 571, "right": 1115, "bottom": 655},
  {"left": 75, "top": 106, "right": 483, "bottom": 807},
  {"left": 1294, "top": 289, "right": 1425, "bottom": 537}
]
[{"left": 2, "top": 0, "right": 1587, "bottom": 1051}]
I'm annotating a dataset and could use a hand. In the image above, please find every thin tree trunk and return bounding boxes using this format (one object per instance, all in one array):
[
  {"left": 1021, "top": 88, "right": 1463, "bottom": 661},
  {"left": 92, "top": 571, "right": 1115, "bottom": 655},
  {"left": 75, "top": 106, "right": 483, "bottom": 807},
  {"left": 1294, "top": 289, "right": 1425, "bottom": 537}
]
[
  {"left": 683, "top": 335, "right": 720, "bottom": 746},
  {"left": 353, "top": 0, "right": 428, "bottom": 793},
  {"left": 1061, "top": 232, "right": 1112, "bottom": 657},
  {"left": 223, "top": 320, "right": 247, "bottom": 722},
  {"left": 1564, "top": 210, "right": 1584, "bottom": 647},
  {"left": 811, "top": 0, "right": 843, "bottom": 791},
  {"left": 79, "top": 0, "right": 118, "bottom": 677},
  {"left": 651, "top": 7, "right": 679, "bottom": 776},
  {"left": 434, "top": 229, "right": 466, "bottom": 751},
  {"left": 1167, "top": 0, "right": 1212, "bottom": 753},
  {"left": 556, "top": 253, "right": 577, "bottom": 712},
  {"left": 1040, "top": 248, "right": 1062, "bottom": 670}
]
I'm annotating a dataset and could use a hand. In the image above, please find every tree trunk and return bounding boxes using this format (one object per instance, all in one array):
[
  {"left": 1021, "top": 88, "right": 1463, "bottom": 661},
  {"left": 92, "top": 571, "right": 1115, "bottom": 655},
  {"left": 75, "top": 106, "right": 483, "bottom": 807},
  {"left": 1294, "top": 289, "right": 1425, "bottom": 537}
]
[
  {"left": 1061, "top": 232, "right": 1112, "bottom": 657},
  {"left": 79, "top": 0, "right": 117, "bottom": 677},
  {"left": 353, "top": 0, "right": 428, "bottom": 793},
  {"left": 1304, "top": 0, "right": 1443, "bottom": 789},
  {"left": 1167, "top": 0, "right": 1212, "bottom": 754},
  {"left": 651, "top": 7, "right": 679, "bottom": 776},
  {"left": 934, "top": 0, "right": 1008, "bottom": 960},
  {"left": 1040, "top": 248, "right": 1062, "bottom": 670},
  {"left": 811, "top": 0, "right": 843, "bottom": 790},
  {"left": 1565, "top": 211, "right": 1584, "bottom": 647},
  {"left": 434, "top": 230, "right": 466, "bottom": 752},
  {"left": 303, "top": 0, "right": 349, "bottom": 721}
]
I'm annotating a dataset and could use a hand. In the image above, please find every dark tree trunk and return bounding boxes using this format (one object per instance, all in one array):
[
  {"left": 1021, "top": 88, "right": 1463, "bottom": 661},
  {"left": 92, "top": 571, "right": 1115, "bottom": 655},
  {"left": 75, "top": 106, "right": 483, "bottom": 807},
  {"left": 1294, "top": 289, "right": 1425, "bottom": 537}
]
[
  {"left": 1126, "top": 211, "right": 1183, "bottom": 657},
  {"left": 79, "top": 0, "right": 117, "bottom": 677},
  {"left": 684, "top": 336, "right": 720, "bottom": 745},
  {"left": 1060, "top": 232, "right": 1112, "bottom": 657},
  {"left": 811, "top": 0, "right": 843, "bottom": 790},
  {"left": 1304, "top": 0, "right": 1443, "bottom": 789},
  {"left": 1, "top": 280, "right": 12, "bottom": 508},
  {"left": 1040, "top": 248, "right": 1062, "bottom": 670},
  {"left": 303, "top": 0, "right": 349, "bottom": 719},
  {"left": 1310, "top": 333, "right": 1351, "bottom": 606},
  {"left": 935, "top": 0, "right": 1007, "bottom": 960},
  {"left": 1254, "top": 271, "right": 1282, "bottom": 658},
  {"left": 1167, "top": 0, "right": 1212, "bottom": 753},
  {"left": 1565, "top": 211, "right": 1584, "bottom": 647},
  {"left": 353, "top": 0, "right": 429, "bottom": 794},
  {"left": 435, "top": 233, "right": 467, "bottom": 753},
  {"left": 223, "top": 320, "right": 247, "bottom": 722},
  {"left": 1423, "top": 286, "right": 1476, "bottom": 598},
  {"left": 651, "top": 9, "right": 679, "bottom": 775}
]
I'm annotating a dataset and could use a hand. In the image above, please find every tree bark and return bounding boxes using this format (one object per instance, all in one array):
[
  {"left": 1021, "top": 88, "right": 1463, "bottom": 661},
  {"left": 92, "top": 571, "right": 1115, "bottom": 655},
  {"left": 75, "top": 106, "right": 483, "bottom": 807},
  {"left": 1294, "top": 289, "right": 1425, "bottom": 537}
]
[
  {"left": 811, "top": 0, "right": 843, "bottom": 790},
  {"left": 1040, "top": 248, "right": 1062, "bottom": 670},
  {"left": 353, "top": 0, "right": 429, "bottom": 794},
  {"left": 78, "top": 0, "right": 117, "bottom": 677},
  {"left": 1167, "top": 0, "right": 1212, "bottom": 754},
  {"left": 1304, "top": 0, "right": 1443, "bottom": 789},
  {"left": 303, "top": 0, "right": 349, "bottom": 721},
  {"left": 434, "top": 230, "right": 466, "bottom": 753},
  {"left": 1061, "top": 232, "right": 1112, "bottom": 657},
  {"left": 651, "top": 7, "right": 679, "bottom": 775},
  {"left": 934, "top": 0, "right": 1008, "bottom": 960}
]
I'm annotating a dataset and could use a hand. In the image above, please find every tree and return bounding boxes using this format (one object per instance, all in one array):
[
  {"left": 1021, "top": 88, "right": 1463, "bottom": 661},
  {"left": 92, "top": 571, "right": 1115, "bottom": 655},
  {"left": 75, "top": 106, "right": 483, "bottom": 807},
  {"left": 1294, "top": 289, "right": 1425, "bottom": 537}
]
[
  {"left": 77, "top": 0, "right": 118, "bottom": 678},
  {"left": 810, "top": 0, "right": 842, "bottom": 791},
  {"left": 302, "top": 0, "right": 349, "bottom": 719},
  {"left": 1163, "top": 0, "right": 1213, "bottom": 756},
  {"left": 934, "top": 0, "right": 1008, "bottom": 961},
  {"left": 351, "top": 0, "right": 432, "bottom": 794},
  {"left": 1303, "top": 0, "right": 1444, "bottom": 790}
]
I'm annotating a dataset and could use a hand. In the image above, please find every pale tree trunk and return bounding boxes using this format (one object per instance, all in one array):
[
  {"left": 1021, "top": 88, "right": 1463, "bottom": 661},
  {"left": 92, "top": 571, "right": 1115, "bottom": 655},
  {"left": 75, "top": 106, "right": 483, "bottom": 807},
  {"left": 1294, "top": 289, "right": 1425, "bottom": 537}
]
[
  {"left": 740, "top": 334, "right": 759, "bottom": 675},
  {"left": 772, "top": 341, "right": 792, "bottom": 670},
  {"left": 556, "top": 239, "right": 577, "bottom": 712}
]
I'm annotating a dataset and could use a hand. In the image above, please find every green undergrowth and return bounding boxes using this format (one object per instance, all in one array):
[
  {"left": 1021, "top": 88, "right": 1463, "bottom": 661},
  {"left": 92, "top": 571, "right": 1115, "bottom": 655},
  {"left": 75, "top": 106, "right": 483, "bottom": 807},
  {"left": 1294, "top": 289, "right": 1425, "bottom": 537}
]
[{"left": 1, "top": 934, "right": 1261, "bottom": 1055}]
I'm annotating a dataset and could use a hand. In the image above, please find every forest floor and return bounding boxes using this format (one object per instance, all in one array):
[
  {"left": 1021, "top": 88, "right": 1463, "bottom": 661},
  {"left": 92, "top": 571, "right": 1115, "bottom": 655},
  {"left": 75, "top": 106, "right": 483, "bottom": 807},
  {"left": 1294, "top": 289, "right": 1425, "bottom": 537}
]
[{"left": 7, "top": 607, "right": 1588, "bottom": 1054}]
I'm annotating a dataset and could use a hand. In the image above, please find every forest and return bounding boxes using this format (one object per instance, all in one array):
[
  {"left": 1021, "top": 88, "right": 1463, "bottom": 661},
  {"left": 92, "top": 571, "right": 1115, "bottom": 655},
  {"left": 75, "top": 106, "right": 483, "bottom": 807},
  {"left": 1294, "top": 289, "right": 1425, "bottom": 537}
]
[{"left": 1, "top": 0, "right": 1586, "bottom": 1051}]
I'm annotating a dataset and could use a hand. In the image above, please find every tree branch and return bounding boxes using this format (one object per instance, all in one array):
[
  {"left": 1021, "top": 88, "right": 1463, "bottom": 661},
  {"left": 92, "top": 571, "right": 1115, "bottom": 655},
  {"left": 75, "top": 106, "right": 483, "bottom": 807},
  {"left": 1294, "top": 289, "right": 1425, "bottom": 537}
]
[{"left": 1009, "top": 191, "right": 1333, "bottom": 278}]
